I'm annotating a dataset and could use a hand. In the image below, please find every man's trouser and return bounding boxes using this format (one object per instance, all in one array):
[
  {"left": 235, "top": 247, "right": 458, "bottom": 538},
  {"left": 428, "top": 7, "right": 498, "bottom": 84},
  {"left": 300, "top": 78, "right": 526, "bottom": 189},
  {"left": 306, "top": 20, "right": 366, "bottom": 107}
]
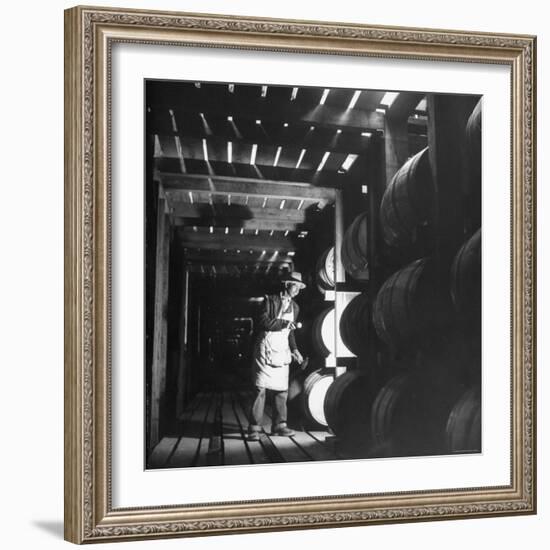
[{"left": 249, "top": 386, "right": 288, "bottom": 432}]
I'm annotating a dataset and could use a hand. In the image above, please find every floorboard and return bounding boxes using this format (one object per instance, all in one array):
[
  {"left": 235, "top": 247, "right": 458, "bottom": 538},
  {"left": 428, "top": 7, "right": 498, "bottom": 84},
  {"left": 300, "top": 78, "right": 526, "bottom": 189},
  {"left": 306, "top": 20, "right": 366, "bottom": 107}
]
[
  {"left": 168, "top": 392, "right": 213, "bottom": 468},
  {"left": 221, "top": 392, "right": 252, "bottom": 465},
  {"left": 148, "top": 390, "right": 339, "bottom": 468}
]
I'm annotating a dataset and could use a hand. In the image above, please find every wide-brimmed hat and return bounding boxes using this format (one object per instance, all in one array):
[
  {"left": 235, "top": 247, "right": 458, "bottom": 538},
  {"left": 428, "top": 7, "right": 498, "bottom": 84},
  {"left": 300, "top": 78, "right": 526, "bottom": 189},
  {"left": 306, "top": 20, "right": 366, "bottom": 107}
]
[{"left": 282, "top": 271, "right": 306, "bottom": 289}]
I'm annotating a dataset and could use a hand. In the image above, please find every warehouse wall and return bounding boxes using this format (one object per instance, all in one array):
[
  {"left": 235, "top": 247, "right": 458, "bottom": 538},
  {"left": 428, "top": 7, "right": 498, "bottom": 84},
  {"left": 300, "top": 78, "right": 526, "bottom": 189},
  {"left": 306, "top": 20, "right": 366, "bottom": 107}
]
[{"left": 0, "top": 1, "right": 546, "bottom": 549}]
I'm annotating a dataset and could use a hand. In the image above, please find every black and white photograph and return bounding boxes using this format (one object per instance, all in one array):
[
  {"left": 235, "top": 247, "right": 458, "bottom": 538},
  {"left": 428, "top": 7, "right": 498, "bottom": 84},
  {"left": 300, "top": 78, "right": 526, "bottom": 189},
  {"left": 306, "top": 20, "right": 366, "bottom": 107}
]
[{"left": 144, "top": 80, "right": 482, "bottom": 469}]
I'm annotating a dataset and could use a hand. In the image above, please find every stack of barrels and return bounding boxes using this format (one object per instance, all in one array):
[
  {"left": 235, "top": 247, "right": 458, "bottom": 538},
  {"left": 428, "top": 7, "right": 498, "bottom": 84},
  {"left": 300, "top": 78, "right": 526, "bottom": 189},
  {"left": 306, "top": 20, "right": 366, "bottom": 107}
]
[
  {"left": 312, "top": 100, "right": 482, "bottom": 458},
  {"left": 367, "top": 100, "right": 483, "bottom": 457}
]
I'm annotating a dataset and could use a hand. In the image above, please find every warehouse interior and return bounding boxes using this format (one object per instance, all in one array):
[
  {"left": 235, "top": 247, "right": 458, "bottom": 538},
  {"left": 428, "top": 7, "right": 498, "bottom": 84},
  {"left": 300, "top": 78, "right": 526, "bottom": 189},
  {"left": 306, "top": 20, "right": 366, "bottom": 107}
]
[{"left": 144, "top": 79, "right": 482, "bottom": 469}]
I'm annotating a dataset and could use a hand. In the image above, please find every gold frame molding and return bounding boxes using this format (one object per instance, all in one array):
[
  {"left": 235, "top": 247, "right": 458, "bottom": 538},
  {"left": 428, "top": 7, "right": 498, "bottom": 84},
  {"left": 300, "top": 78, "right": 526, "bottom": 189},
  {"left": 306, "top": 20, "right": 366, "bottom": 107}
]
[{"left": 64, "top": 5, "right": 537, "bottom": 544}]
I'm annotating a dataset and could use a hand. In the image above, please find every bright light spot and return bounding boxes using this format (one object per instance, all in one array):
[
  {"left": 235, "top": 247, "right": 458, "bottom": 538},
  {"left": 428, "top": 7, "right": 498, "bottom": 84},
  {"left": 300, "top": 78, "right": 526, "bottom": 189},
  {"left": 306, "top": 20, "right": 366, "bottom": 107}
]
[
  {"left": 336, "top": 129, "right": 342, "bottom": 134},
  {"left": 228, "top": 84, "right": 235, "bottom": 93},
  {"left": 283, "top": 122, "right": 289, "bottom": 128},
  {"left": 362, "top": 185, "right": 368, "bottom": 194},
  {"left": 202, "top": 139, "right": 209, "bottom": 162},
  {"left": 262, "top": 197, "right": 268, "bottom": 208},
  {"left": 320, "top": 88, "right": 330, "bottom": 105},
  {"left": 227, "top": 141, "right": 232, "bottom": 163},
  {"left": 250, "top": 144, "right": 258, "bottom": 165},
  {"left": 291, "top": 87, "right": 299, "bottom": 101},
  {"left": 416, "top": 97, "right": 427, "bottom": 111},
  {"left": 361, "top": 131, "right": 372, "bottom": 137},
  {"left": 269, "top": 230, "right": 274, "bottom": 236},
  {"left": 380, "top": 92, "right": 399, "bottom": 107},
  {"left": 347, "top": 90, "right": 362, "bottom": 109},
  {"left": 188, "top": 191, "right": 193, "bottom": 204},
  {"left": 296, "top": 149, "right": 306, "bottom": 169},
  {"left": 341, "top": 154, "right": 358, "bottom": 172},
  {"left": 316, "top": 151, "right": 330, "bottom": 172},
  {"left": 195, "top": 82, "right": 201, "bottom": 88},
  {"left": 261, "top": 85, "right": 268, "bottom": 97},
  {"left": 284, "top": 230, "right": 289, "bottom": 237},
  {"left": 168, "top": 109, "right": 178, "bottom": 132},
  {"left": 227, "top": 115, "right": 233, "bottom": 122},
  {"left": 225, "top": 227, "right": 229, "bottom": 234},
  {"left": 273, "top": 146, "right": 282, "bottom": 167},
  {"left": 255, "top": 229, "right": 259, "bottom": 235},
  {"left": 279, "top": 199, "right": 286, "bottom": 210},
  {"left": 288, "top": 251, "right": 296, "bottom": 256},
  {"left": 376, "top": 108, "right": 386, "bottom": 114},
  {"left": 209, "top": 226, "right": 213, "bottom": 234},
  {"left": 255, "top": 119, "right": 261, "bottom": 125},
  {"left": 309, "top": 126, "right": 315, "bottom": 131},
  {"left": 297, "top": 199, "right": 304, "bottom": 210},
  {"left": 240, "top": 228, "right": 244, "bottom": 235}
]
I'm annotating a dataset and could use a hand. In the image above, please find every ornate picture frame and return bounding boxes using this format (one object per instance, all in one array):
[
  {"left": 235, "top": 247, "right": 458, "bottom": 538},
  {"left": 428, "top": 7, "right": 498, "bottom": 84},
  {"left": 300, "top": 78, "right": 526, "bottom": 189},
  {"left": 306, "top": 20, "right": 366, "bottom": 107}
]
[{"left": 64, "top": 5, "right": 536, "bottom": 543}]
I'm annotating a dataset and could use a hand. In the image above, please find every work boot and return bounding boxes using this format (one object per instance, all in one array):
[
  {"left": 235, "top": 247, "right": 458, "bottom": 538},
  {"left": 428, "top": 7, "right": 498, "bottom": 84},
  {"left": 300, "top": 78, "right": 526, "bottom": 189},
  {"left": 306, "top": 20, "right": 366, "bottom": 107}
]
[
  {"left": 271, "top": 423, "right": 295, "bottom": 437},
  {"left": 247, "top": 425, "right": 261, "bottom": 441}
]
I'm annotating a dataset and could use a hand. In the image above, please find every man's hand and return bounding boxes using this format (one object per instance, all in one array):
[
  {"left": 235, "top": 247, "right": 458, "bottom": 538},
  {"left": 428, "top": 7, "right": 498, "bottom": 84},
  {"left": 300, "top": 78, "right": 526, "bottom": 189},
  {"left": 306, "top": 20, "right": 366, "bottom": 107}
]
[
  {"left": 285, "top": 320, "right": 297, "bottom": 330},
  {"left": 291, "top": 350, "right": 304, "bottom": 365}
]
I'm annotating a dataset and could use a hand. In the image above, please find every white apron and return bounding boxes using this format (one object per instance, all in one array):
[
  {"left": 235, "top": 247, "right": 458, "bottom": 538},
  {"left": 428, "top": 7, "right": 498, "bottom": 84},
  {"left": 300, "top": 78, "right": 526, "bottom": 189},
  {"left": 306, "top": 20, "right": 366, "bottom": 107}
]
[{"left": 253, "top": 301, "right": 295, "bottom": 391}]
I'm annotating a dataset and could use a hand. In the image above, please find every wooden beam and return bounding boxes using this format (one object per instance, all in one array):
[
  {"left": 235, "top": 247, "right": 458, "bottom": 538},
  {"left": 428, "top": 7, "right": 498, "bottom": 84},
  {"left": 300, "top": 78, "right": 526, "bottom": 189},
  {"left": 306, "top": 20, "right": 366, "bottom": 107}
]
[
  {"left": 178, "top": 229, "right": 295, "bottom": 252},
  {"left": 147, "top": 98, "right": 384, "bottom": 132},
  {"left": 148, "top": 125, "right": 372, "bottom": 155},
  {"left": 187, "top": 261, "right": 292, "bottom": 273},
  {"left": 184, "top": 249, "right": 294, "bottom": 264},
  {"left": 160, "top": 172, "right": 337, "bottom": 201},
  {"left": 150, "top": 197, "right": 170, "bottom": 449},
  {"left": 169, "top": 203, "right": 311, "bottom": 224},
  {"left": 154, "top": 157, "right": 348, "bottom": 187},
  {"left": 171, "top": 216, "right": 304, "bottom": 232}
]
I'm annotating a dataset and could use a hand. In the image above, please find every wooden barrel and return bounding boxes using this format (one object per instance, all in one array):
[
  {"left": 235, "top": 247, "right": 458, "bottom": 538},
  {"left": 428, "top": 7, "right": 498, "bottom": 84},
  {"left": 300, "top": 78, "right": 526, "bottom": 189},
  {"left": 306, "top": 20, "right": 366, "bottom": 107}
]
[
  {"left": 372, "top": 258, "right": 453, "bottom": 351},
  {"left": 311, "top": 307, "right": 335, "bottom": 357},
  {"left": 315, "top": 247, "right": 335, "bottom": 292},
  {"left": 466, "top": 99, "right": 482, "bottom": 169},
  {"left": 341, "top": 212, "right": 369, "bottom": 280},
  {"left": 324, "top": 371, "right": 375, "bottom": 444},
  {"left": 380, "top": 147, "right": 434, "bottom": 247},
  {"left": 370, "top": 368, "right": 465, "bottom": 457},
  {"left": 339, "top": 293, "right": 371, "bottom": 356},
  {"left": 465, "top": 100, "right": 482, "bottom": 224},
  {"left": 370, "top": 373, "right": 414, "bottom": 448},
  {"left": 302, "top": 370, "right": 334, "bottom": 427},
  {"left": 450, "top": 229, "right": 481, "bottom": 317},
  {"left": 445, "top": 385, "right": 481, "bottom": 453}
]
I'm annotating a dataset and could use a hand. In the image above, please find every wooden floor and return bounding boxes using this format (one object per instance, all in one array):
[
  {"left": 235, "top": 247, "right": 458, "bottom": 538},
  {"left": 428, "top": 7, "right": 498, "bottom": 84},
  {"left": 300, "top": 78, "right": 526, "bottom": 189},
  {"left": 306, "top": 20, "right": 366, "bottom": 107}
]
[{"left": 148, "top": 391, "right": 342, "bottom": 468}]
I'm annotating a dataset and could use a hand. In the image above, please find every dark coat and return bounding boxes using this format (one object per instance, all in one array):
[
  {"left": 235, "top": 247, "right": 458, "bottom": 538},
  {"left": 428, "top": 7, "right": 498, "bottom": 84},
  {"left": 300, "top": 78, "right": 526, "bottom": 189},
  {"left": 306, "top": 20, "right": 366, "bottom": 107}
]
[{"left": 256, "top": 294, "right": 299, "bottom": 352}]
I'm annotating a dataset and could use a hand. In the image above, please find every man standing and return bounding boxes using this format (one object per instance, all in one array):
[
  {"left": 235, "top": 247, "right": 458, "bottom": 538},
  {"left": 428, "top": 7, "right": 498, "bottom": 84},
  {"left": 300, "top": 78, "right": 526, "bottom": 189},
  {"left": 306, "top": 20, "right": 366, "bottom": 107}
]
[{"left": 248, "top": 272, "right": 305, "bottom": 440}]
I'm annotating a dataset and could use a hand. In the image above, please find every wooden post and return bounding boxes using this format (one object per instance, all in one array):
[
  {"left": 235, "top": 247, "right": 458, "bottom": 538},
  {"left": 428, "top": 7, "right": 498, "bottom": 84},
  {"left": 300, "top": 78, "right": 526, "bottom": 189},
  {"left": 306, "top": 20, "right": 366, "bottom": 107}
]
[
  {"left": 384, "top": 115, "right": 409, "bottom": 186},
  {"left": 150, "top": 195, "right": 170, "bottom": 449},
  {"left": 427, "top": 94, "right": 479, "bottom": 265},
  {"left": 333, "top": 190, "right": 346, "bottom": 377},
  {"left": 384, "top": 92, "right": 425, "bottom": 186},
  {"left": 176, "top": 264, "right": 190, "bottom": 418}
]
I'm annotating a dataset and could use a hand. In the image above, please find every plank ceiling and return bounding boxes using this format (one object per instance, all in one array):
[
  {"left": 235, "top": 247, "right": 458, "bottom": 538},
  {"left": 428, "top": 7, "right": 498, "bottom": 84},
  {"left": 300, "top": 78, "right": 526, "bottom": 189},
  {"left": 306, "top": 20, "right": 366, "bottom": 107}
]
[{"left": 146, "top": 81, "right": 426, "bottom": 278}]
